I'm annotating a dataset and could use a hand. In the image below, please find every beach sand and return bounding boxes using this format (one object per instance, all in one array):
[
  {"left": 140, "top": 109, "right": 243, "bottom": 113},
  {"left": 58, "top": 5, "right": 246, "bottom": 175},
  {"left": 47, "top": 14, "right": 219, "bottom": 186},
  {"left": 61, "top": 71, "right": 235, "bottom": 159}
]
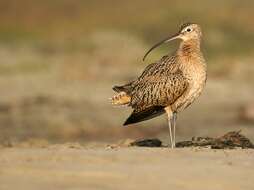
[{"left": 0, "top": 145, "right": 253, "bottom": 190}]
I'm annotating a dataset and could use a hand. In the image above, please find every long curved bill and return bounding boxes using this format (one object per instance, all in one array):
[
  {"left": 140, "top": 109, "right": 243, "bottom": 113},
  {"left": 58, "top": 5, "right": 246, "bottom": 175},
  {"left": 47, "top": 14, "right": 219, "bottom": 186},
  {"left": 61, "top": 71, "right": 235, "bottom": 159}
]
[{"left": 143, "top": 33, "right": 180, "bottom": 61}]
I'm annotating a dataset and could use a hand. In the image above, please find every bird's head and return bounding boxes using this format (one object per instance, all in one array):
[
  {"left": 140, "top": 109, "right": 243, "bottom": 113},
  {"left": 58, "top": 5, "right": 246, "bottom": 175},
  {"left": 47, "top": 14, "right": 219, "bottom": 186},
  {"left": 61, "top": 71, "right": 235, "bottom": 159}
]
[
  {"left": 178, "top": 23, "right": 202, "bottom": 41},
  {"left": 143, "top": 23, "right": 202, "bottom": 61}
]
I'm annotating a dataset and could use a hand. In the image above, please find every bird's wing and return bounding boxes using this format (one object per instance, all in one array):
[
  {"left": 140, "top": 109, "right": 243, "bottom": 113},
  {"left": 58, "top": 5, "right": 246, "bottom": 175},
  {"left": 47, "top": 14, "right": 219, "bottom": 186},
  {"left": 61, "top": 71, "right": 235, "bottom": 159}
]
[
  {"left": 130, "top": 54, "right": 188, "bottom": 110},
  {"left": 120, "top": 55, "right": 189, "bottom": 126},
  {"left": 123, "top": 71, "right": 188, "bottom": 126},
  {"left": 130, "top": 72, "right": 188, "bottom": 112}
]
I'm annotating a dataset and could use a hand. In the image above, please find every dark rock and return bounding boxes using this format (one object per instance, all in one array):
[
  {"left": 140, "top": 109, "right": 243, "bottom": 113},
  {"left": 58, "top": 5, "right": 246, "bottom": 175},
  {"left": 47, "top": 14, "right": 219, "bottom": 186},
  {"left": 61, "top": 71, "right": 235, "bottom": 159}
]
[
  {"left": 130, "top": 138, "right": 162, "bottom": 147},
  {"left": 176, "top": 131, "right": 254, "bottom": 149}
]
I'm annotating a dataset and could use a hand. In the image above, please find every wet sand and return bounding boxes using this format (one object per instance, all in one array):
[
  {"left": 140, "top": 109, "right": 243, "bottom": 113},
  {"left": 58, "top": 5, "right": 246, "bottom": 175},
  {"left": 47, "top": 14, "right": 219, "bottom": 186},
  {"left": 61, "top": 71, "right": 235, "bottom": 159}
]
[{"left": 0, "top": 146, "right": 253, "bottom": 190}]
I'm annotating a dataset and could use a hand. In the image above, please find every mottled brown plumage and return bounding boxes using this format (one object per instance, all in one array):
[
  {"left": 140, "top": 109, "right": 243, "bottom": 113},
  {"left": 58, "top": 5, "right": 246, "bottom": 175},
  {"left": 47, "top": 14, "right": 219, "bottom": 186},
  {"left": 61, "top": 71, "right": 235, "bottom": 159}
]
[{"left": 111, "top": 23, "right": 207, "bottom": 148}]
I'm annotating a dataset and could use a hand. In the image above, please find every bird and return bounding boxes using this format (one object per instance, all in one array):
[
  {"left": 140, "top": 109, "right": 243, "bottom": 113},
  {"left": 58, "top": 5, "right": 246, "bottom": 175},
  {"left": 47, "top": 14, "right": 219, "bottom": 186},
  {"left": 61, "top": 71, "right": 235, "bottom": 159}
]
[{"left": 111, "top": 23, "right": 207, "bottom": 148}]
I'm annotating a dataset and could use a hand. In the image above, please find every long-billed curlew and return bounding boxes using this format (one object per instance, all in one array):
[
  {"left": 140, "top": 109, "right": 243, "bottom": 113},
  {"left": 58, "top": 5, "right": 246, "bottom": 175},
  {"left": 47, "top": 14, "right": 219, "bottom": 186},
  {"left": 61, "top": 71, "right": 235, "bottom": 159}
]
[{"left": 111, "top": 23, "right": 207, "bottom": 148}]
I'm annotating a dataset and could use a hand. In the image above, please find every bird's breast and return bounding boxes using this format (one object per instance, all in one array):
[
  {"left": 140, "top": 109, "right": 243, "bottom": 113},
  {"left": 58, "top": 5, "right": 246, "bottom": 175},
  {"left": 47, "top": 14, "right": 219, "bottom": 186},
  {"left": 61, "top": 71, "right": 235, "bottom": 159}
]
[{"left": 173, "top": 59, "right": 207, "bottom": 112}]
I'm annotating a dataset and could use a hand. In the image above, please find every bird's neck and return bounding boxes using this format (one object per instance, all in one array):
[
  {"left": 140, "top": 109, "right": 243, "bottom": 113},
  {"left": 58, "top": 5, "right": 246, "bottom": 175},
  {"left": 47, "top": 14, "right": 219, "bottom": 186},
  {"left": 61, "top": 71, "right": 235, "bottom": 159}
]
[{"left": 177, "top": 39, "right": 201, "bottom": 57}]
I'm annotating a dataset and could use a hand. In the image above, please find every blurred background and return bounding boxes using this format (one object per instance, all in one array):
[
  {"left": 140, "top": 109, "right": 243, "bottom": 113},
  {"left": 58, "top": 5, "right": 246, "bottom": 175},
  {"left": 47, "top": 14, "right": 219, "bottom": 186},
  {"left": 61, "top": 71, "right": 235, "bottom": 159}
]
[{"left": 0, "top": 0, "right": 254, "bottom": 146}]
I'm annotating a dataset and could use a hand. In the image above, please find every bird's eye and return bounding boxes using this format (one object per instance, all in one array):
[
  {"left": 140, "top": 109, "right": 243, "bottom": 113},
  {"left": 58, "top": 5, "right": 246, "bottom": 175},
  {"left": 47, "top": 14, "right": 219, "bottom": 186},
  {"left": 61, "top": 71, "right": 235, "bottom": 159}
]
[{"left": 186, "top": 28, "right": 192, "bottom": 32}]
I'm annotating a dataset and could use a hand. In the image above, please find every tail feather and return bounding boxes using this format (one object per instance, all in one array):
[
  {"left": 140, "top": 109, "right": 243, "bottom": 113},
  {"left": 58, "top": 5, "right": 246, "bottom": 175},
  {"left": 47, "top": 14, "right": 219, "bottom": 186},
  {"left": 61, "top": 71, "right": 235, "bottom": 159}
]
[
  {"left": 113, "top": 86, "right": 126, "bottom": 93},
  {"left": 124, "top": 106, "right": 165, "bottom": 126},
  {"left": 111, "top": 92, "right": 131, "bottom": 105},
  {"left": 113, "top": 83, "right": 132, "bottom": 94},
  {"left": 111, "top": 84, "right": 132, "bottom": 106}
]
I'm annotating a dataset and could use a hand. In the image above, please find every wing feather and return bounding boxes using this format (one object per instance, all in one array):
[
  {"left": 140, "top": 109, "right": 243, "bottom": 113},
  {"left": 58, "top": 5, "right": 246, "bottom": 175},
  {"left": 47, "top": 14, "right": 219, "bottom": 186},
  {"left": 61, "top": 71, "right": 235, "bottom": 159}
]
[{"left": 129, "top": 55, "right": 188, "bottom": 112}]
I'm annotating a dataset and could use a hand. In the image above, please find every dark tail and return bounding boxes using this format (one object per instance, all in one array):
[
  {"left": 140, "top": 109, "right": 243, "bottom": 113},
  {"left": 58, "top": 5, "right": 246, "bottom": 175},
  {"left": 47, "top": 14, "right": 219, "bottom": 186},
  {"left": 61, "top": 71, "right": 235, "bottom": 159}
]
[
  {"left": 113, "top": 86, "right": 126, "bottom": 93},
  {"left": 124, "top": 106, "right": 165, "bottom": 126},
  {"left": 113, "top": 82, "right": 133, "bottom": 94}
]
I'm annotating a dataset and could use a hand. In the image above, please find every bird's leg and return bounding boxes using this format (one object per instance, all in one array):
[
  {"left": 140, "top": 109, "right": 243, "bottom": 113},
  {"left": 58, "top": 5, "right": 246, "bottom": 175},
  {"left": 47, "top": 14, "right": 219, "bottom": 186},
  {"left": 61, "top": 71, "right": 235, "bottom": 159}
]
[
  {"left": 172, "top": 112, "right": 177, "bottom": 148},
  {"left": 165, "top": 107, "right": 173, "bottom": 148},
  {"left": 167, "top": 115, "right": 173, "bottom": 148}
]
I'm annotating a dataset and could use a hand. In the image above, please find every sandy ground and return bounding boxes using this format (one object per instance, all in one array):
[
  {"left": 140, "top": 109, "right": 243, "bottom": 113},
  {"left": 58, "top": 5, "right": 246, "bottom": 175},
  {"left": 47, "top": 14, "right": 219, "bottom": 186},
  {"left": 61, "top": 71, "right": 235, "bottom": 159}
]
[{"left": 0, "top": 146, "right": 253, "bottom": 190}]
